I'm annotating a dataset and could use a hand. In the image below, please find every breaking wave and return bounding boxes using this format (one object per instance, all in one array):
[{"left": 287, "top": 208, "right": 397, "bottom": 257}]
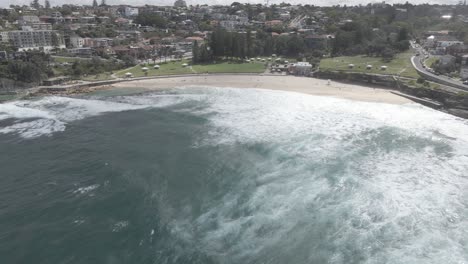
[{"left": 1, "top": 87, "right": 467, "bottom": 263}]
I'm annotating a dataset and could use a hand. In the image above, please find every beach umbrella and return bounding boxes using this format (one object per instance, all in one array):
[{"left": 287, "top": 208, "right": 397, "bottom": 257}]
[
  {"left": 154, "top": 65, "right": 160, "bottom": 69},
  {"left": 348, "top": 64, "right": 355, "bottom": 69},
  {"left": 366, "top": 65, "right": 372, "bottom": 70},
  {"left": 125, "top": 72, "right": 133, "bottom": 77},
  {"left": 142, "top": 67, "right": 149, "bottom": 72},
  {"left": 380, "top": 66, "right": 387, "bottom": 71},
  {"left": 182, "top": 63, "right": 188, "bottom": 67}
]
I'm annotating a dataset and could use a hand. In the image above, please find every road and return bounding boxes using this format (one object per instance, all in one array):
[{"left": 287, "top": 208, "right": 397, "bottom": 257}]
[{"left": 410, "top": 42, "right": 468, "bottom": 91}]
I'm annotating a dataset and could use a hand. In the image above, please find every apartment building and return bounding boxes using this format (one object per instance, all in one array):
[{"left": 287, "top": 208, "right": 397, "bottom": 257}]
[{"left": 8, "top": 28, "right": 65, "bottom": 52}]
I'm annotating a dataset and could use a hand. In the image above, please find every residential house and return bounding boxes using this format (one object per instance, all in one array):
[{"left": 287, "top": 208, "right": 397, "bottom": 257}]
[
  {"left": 124, "top": 7, "right": 139, "bottom": 17},
  {"left": 279, "top": 12, "right": 291, "bottom": 21},
  {"left": 265, "top": 20, "right": 283, "bottom": 28},
  {"left": 446, "top": 44, "right": 468, "bottom": 58},
  {"left": 116, "top": 30, "right": 142, "bottom": 40},
  {"left": 0, "top": 31, "right": 9, "bottom": 43},
  {"left": 70, "top": 35, "right": 84, "bottom": 48},
  {"left": 18, "top": 16, "right": 41, "bottom": 25},
  {"left": 68, "top": 47, "right": 94, "bottom": 57}
]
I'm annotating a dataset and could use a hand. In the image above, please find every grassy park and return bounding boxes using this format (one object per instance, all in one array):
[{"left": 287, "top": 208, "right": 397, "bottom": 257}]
[
  {"left": 115, "top": 60, "right": 193, "bottom": 78},
  {"left": 193, "top": 60, "right": 266, "bottom": 73},
  {"left": 319, "top": 52, "right": 419, "bottom": 79},
  {"left": 115, "top": 59, "right": 267, "bottom": 78}
]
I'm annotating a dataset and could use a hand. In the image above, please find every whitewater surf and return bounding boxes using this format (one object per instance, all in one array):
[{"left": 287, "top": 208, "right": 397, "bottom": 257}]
[{"left": 0, "top": 87, "right": 467, "bottom": 263}]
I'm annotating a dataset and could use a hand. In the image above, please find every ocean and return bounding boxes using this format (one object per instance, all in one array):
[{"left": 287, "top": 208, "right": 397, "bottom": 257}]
[{"left": 0, "top": 87, "right": 467, "bottom": 263}]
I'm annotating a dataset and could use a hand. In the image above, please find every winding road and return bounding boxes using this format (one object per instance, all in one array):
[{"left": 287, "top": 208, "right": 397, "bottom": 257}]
[{"left": 410, "top": 43, "right": 468, "bottom": 92}]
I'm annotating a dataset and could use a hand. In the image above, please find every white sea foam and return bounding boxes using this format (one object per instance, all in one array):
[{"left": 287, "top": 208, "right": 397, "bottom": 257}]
[
  {"left": 73, "top": 184, "right": 100, "bottom": 195},
  {"left": 1, "top": 87, "right": 468, "bottom": 263},
  {"left": 137, "top": 87, "right": 467, "bottom": 263},
  {"left": 0, "top": 96, "right": 148, "bottom": 138}
]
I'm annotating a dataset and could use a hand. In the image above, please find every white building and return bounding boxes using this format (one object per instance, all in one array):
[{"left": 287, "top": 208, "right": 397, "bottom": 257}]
[
  {"left": 124, "top": 7, "right": 139, "bottom": 17},
  {"left": 0, "top": 31, "right": 9, "bottom": 43},
  {"left": 70, "top": 35, "right": 84, "bottom": 48},
  {"left": 290, "top": 62, "right": 313, "bottom": 76},
  {"left": 279, "top": 12, "right": 291, "bottom": 20},
  {"left": 18, "top": 15, "right": 40, "bottom": 25},
  {"left": 8, "top": 29, "right": 65, "bottom": 52},
  {"left": 219, "top": 20, "right": 249, "bottom": 30}
]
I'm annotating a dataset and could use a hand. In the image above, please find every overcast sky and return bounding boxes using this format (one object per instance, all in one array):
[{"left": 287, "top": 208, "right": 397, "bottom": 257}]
[{"left": 0, "top": 0, "right": 459, "bottom": 8}]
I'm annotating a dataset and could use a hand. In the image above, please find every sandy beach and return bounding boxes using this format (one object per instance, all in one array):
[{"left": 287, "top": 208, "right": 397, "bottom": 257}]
[{"left": 110, "top": 75, "right": 412, "bottom": 104}]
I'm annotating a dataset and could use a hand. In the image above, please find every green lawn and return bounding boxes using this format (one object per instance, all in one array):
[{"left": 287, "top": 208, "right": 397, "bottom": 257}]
[
  {"left": 319, "top": 52, "right": 419, "bottom": 79},
  {"left": 192, "top": 61, "right": 266, "bottom": 73},
  {"left": 401, "top": 78, "right": 441, "bottom": 90},
  {"left": 115, "top": 60, "right": 193, "bottom": 78},
  {"left": 116, "top": 60, "right": 267, "bottom": 78}
]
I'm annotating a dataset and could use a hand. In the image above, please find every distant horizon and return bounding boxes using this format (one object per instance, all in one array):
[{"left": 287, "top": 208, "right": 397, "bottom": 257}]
[{"left": 0, "top": 0, "right": 460, "bottom": 8}]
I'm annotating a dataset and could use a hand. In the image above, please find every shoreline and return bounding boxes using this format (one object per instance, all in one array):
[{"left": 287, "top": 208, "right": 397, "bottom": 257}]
[{"left": 108, "top": 75, "right": 413, "bottom": 105}]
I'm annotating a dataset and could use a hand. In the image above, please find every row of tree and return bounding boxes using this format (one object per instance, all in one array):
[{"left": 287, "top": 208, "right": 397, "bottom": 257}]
[
  {"left": 64, "top": 57, "right": 125, "bottom": 78},
  {"left": 30, "top": 0, "right": 106, "bottom": 9},
  {"left": 0, "top": 52, "right": 52, "bottom": 84},
  {"left": 193, "top": 27, "right": 310, "bottom": 63}
]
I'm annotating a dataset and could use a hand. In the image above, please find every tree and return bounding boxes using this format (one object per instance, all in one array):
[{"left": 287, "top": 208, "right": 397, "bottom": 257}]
[
  {"left": 192, "top": 40, "right": 199, "bottom": 63},
  {"left": 92, "top": 0, "right": 98, "bottom": 8},
  {"left": 51, "top": 33, "right": 60, "bottom": 50},
  {"left": 134, "top": 12, "right": 167, "bottom": 28},
  {"left": 44, "top": 0, "right": 50, "bottom": 9},
  {"left": 31, "top": 0, "right": 40, "bottom": 9}
]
